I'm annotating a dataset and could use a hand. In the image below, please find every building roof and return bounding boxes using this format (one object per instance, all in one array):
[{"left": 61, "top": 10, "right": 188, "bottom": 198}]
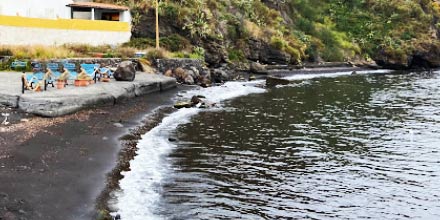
[{"left": 67, "top": 2, "right": 129, "bottom": 11}]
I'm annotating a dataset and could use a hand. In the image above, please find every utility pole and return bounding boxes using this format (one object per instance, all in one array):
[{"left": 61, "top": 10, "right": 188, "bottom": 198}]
[{"left": 155, "top": 0, "right": 159, "bottom": 49}]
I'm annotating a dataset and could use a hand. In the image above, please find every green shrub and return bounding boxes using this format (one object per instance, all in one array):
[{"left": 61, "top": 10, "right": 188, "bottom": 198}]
[
  {"left": 228, "top": 48, "right": 245, "bottom": 62},
  {"left": 286, "top": 46, "right": 302, "bottom": 64},
  {"left": 190, "top": 46, "right": 205, "bottom": 60},
  {"left": 160, "top": 3, "right": 178, "bottom": 18},
  {"left": 270, "top": 36, "right": 286, "bottom": 50},
  {"left": 122, "top": 38, "right": 155, "bottom": 49},
  {"left": 145, "top": 48, "right": 169, "bottom": 61},
  {"left": 160, "top": 34, "right": 190, "bottom": 52},
  {"left": 124, "top": 35, "right": 189, "bottom": 52}
]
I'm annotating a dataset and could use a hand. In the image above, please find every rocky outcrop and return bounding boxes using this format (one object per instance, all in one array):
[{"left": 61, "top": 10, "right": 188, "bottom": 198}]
[
  {"left": 114, "top": 61, "right": 136, "bottom": 81},
  {"left": 132, "top": 9, "right": 183, "bottom": 38},
  {"left": 202, "top": 39, "right": 229, "bottom": 67},
  {"left": 245, "top": 39, "right": 290, "bottom": 65},
  {"left": 157, "top": 58, "right": 205, "bottom": 74},
  {"left": 157, "top": 58, "right": 209, "bottom": 85},
  {"left": 409, "top": 41, "right": 440, "bottom": 68},
  {"left": 174, "top": 95, "right": 212, "bottom": 109},
  {"left": 375, "top": 40, "right": 440, "bottom": 69}
]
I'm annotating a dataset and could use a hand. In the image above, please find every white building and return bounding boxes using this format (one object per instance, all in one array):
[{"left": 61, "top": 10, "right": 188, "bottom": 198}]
[{"left": 0, "top": 0, "right": 132, "bottom": 46}]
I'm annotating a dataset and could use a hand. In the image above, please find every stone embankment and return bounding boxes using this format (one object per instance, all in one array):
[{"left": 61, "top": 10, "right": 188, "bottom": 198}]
[{"left": 0, "top": 72, "right": 176, "bottom": 117}]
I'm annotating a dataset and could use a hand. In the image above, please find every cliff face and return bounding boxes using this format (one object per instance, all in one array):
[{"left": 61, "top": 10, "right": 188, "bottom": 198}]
[{"left": 97, "top": 0, "right": 440, "bottom": 69}]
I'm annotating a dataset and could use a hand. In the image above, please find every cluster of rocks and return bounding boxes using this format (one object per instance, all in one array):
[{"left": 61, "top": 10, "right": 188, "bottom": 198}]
[
  {"left": 174, "top": 95, "right": 214, "bottom": 109},
  {"left": 159, "top": 59, "right": 241, "bottom": 86},
  {"left": 164, "top": 67, "right": 209, "bottom": 85}
]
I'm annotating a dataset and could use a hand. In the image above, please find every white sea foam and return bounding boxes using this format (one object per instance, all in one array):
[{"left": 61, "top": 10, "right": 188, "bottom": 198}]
[
  {"left": 114, "top": 81, "right": 266, "bottom": 220},
  {"left": 180, "top": 81, "right": 266, "bottom": 104},
  {"left": 283, "top": 69, "right": 393, "bottom": 81}
]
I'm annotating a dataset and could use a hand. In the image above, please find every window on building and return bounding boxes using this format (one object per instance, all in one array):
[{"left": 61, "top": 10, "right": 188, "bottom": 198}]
[
  {"left": 101, "top": 12, "right": 119, "bottom": 21},
  {"left": 72, "top": 8, "right": 91, "bottom": 20}
]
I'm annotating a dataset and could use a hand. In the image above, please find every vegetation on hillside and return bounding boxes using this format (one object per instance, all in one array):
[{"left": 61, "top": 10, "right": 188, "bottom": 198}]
[
  {"left": 2, "top": 0, "right": 438, "bottom": 69},
  {"left": 94, "top": 0, "right": 440, "bottom": 68}
]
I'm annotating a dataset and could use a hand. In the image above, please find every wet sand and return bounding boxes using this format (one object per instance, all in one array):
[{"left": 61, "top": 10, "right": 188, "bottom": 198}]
[{"left": 0, "top": 87, "right": 180, "bottom": 220}]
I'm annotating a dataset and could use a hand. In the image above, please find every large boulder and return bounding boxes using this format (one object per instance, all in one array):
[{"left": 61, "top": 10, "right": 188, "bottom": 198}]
[
  {"left": 114, "top": 61, "right": 136, "bottom": 81},
  {"left": 211, "top": 68, "right": 230, "bottom": 83}
]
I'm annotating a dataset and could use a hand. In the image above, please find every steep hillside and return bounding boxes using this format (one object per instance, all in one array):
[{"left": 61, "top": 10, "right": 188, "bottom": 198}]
[{"left": 97, "top": 0, "right": 440, "bottom": 69}]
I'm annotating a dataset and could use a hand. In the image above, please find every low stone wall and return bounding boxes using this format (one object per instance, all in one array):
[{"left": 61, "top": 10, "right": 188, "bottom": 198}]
[
  {"left": 157, "top": 58, "right": 205, "bottom": 74},
  {"left": 2, "top": 58, "right": 143, "bottom": 71}
]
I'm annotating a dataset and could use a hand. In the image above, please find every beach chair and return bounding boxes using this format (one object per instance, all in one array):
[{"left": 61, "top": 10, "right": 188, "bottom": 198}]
[
  {"left": 98, "top": 66, "right": 113, "bottom": 79},
  {"left": 80, "top": 63, "right": 100, "bottom": 82},
  {"left": 21, "top": 62, "right": 49, "bottom": 93},
  {"left": 46, "top": 63, "right": 61, "bottom": 87}
]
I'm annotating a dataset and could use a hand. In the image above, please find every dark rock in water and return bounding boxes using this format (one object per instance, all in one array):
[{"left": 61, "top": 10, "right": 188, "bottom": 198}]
[
  {"left": 266, "top": 76, "right": 291, "bottom": 87},
  {"left": 191, "top": 96, "right": 202, "bottom": 105},
  {"left": 200, "top": 76, "right": 212, "bottom": 87},
  {"left": 174, "top": 101, "right": 192, "bottom": 109},
  {"left": 115, "top": 214, "right": 121, "bottom": 220},
  {"left": 168, "top": 137, "right": 177, "bottom": 142},
  {"left": 250, "top": 62, "right": 268, "bottom": 74},
  {"left": 114, "top": 61, "right": 136, "bottom": 81},
  {"left": 351, "top": 71, "right": 357, "bottom": 75}
]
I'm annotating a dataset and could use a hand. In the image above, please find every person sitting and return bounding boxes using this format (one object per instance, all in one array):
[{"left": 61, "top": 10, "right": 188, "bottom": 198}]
[
  {"left": 77, "top": 68, "right": 93, "bottom": 81},
  {"left": 58, "top": 68, "right": 70, "bottom": 81}
]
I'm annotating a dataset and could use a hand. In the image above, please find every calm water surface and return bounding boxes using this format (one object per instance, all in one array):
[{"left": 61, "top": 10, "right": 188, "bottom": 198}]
[
  {"left": 156, "top": 71, "right": 440, "bottom": 219},
  {"left": 117, "top": 71, "right": 440, "bottom": 219}
]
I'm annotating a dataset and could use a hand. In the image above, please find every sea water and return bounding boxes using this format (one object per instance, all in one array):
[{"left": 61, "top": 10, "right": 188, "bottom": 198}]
[{"left": 115, "top": 70, "right": 440, "bottom": 219}]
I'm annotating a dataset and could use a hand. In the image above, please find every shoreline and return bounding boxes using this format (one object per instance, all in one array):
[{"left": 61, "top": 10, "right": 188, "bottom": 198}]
[
  {"left": 97, "top": 65, "right": 394, "bottom": 219},
  {"left": 0, "top": 86, "right": 182, "bottom": 220},
  {"left": 94, "top": 105, "right": 178, "bottom": 218}
]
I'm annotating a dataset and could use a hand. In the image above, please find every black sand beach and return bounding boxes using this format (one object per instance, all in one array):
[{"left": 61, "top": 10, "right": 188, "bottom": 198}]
[{"left": 0, "top": 87, "right": 180, "bottom": 220}]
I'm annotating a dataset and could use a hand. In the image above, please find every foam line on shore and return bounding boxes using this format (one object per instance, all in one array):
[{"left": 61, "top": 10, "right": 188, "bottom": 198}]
[
  {"left": 283, "top": 69, "right": 393, "bottom": 81},
  {"left": 114, "top": 81, "right": 265, "bottom": 220}
]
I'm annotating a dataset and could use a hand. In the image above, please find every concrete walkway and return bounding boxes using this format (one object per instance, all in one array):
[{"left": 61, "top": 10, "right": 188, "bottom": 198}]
[{"left": 0, "top": 71, "right": 176, "bottom": 117}]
